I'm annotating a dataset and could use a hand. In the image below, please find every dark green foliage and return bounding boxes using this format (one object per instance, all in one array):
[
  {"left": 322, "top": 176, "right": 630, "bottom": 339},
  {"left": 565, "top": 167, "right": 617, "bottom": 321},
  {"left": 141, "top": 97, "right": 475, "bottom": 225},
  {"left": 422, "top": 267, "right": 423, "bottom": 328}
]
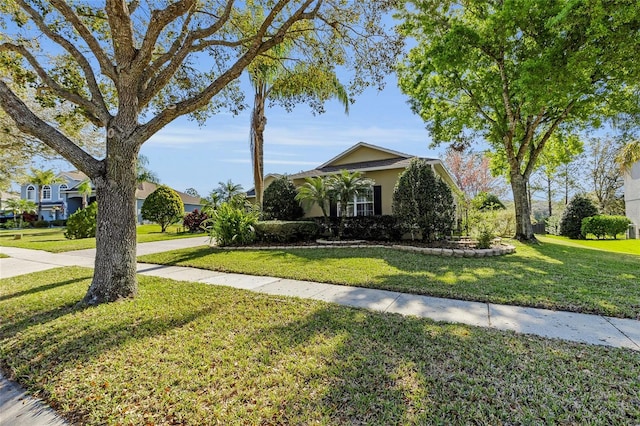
[
  {"left": 182, "top": 209, "right": 208, "bottom": 233},
  {"left": 472, "top": 192, "right": 505, "bottom": 211},
  {"left": 313, "top": 215, "right": 402, "bottom": 241},
  {"left": 51, "top": 219, "right": 67, "bottom": 227},
  {"left": 262, "top": 176, "right": 304, "bottom": 221},
  {"left": 392, "top": 158, "right": 455, "bottom": 242},
  {"left": 254, "top": 221, "right": 319, "bottom": 243},
  {"left": 141, "top": 185, "right": 185, "bottom": 232},
  {"left": 205, "top": 203, "right": 258, "bottom": 247},
  {"left": 581, "top": 215, "right": 631, "bottom": 239},
  {"left": 32, "top": 220, "right": 50, "bottom": 228},
  {"left": 560, "top": 195, "right": 598, "bottom": 239},
  {"left": 64, "top": 202, "right": 97, "bottom": 239}
]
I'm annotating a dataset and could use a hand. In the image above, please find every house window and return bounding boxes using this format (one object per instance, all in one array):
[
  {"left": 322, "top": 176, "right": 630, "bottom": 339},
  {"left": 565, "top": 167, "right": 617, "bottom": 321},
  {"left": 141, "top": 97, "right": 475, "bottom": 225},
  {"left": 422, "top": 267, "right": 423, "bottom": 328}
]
[
  {"left": 26, "top": 185, "right": 36, "bottom": 201},
  {"left": 58, "top": 184, "right": 68, "bottom": 199},
  {"left": 42, "top": 185, "right": 52, "bottom": 200},
  {"left": 338, "top": 188, "right": 374, "bottom": 217}
]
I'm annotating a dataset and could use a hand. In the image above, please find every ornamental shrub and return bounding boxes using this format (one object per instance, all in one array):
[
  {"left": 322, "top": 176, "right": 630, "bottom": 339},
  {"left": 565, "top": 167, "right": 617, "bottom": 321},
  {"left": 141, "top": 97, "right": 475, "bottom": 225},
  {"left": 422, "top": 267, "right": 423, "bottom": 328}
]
[
  {"left": 64, "top": 202, "right": 97, "bottom": 239},
  {"left": 392, "top": 158, "right": 455, "bottom": 242},
  {"left": 262, "top": 176, "right": 304, "bottom": 221},
  {"left": 254, "top": 221, "right": 319, "bottom": 243},
  {"left": 559, "top": 195, "right": 598, "bottom": 239},
  {"left": 581, "top": 215, "right": 631, "bottom": 239},
  {"left": 471, "top": 192, "right": 506, "bottom": 211},
  {"left": 204, "top": 202, "right": 259, "bottom": 247},
  {"left": 141, "top": 185, "right": 185, "bottom": 232},
  {"left": 183, "top": 209, "right": 208, "bottom": 233}
]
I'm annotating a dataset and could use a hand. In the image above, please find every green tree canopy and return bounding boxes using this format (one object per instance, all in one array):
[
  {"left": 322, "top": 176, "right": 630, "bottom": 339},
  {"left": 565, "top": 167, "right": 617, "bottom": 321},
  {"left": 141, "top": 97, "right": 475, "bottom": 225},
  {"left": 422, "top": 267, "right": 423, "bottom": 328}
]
[
  {"left": 397, "top": 0, "right": 640, "bottom": 241},
  {"left": 0, "top": 1, "right": 399, "bottom": 304},
  {"left": 262, "top": 175, "right": 303, "bottom": 221},
  {"left": 141, "top": 185, "right": 185, "bottom": 232}
]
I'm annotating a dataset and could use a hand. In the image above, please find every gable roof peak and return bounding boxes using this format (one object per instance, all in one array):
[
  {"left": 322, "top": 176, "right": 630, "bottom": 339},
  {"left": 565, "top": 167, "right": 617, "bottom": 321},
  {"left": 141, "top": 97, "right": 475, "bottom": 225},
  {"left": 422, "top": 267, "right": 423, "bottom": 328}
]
[{"left": 318, "top": 141, "right": 413, "bottom": 169}]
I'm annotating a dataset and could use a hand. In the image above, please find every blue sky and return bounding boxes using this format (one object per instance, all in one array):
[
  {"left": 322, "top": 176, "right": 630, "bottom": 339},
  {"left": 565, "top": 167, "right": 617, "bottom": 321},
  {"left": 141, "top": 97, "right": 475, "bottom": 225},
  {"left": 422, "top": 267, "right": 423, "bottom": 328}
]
[{"left": 139, "top": 73, "right": 446, "bottom": 198}]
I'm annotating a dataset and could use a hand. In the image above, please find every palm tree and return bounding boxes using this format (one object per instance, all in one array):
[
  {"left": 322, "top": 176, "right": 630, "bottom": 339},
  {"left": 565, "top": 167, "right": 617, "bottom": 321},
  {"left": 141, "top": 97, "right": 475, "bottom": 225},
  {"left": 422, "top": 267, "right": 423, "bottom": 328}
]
[
  {"left": 329, "top": 170, "right": 374, "bottom": 239},
  {"left": 248, "top": 46, "right": 350, "bottom": 207},
  {"left": 616, "top": 141, "right": 640, "bottom": 173},
  {"left": 77, "top": 179, "right": 93, "bottom": 209},
  {"left": 6, "top": 198, "right": 36, "bottom": 227},
  {"left": 26, "top": 168, "right": 64, "bottom": 220},
  {"left": 295, "top": 176, "right": 332, "bottom": 229},
  {"left": 137, "top": 154, "right": 160, "bottom": 183},
  {"left": 216, "top": 180, "right": 244, "bottom": 203}
]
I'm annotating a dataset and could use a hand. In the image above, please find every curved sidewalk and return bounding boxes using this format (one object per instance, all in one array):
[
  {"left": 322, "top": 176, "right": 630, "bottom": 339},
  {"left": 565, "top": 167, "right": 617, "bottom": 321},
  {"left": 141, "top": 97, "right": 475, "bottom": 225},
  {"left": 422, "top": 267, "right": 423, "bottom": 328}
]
[{"left": 1, "top": 238, "right": 639, "bottom": 425}]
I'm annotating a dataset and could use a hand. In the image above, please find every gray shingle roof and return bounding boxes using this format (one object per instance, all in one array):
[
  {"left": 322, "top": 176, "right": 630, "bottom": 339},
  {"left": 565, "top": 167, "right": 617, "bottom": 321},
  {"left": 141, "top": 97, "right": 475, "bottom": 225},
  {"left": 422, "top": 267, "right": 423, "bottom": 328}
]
[{"left": 289, "top": 157, "right": 436, "bottom": 180}]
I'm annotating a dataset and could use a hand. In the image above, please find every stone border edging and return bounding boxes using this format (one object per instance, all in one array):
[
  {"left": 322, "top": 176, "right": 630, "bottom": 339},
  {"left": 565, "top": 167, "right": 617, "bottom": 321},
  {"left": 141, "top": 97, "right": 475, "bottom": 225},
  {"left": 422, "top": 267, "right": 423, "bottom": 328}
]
[{"left": 216, "top": 242, "right": 516, "bottom": 257}]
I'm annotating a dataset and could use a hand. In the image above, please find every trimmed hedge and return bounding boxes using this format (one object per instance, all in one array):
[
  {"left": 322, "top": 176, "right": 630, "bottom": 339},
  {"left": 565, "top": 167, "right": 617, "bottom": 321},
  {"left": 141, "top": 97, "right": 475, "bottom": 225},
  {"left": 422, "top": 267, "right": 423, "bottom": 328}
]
[
  {"left": 581, "top": 215, "right": 631, "bottom": 239},
  {"left": 254, "top": 221, "right": 319, "bottom": 243},
  {"left": 312, "top": 215, "right": 402, "bottom": 241}
]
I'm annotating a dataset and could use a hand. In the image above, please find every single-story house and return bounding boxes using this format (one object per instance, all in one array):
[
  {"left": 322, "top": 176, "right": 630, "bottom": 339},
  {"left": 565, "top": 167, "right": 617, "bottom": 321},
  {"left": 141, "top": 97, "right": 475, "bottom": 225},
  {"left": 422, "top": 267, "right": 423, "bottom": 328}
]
[
  {"left": 20, "top": 171, "right": 202, "bottom": 223},
  {"left": 249, "top": 142, "right": 460, "bottom": 218},
  {"left": 624, "top": 160, "right": 640, "bottom": 238}
]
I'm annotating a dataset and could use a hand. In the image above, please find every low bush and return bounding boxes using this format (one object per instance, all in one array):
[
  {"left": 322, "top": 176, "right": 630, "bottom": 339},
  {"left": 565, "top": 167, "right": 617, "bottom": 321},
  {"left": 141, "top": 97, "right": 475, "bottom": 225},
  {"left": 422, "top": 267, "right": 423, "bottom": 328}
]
[
  {"left": 254, "top": 221, "right": 319, "bottom": 243},
  {"left": 32, "top": 220, "right": 50, "bottom": 228},
  {"left": 64, "top": 202, "right": 97, "bottom": 239},
  {"left": 545, "top": 215, "right": 562, "bottom": 235},
  {"left": 204, "top": 203, "right": 258, "bottom": 247},
  {"left": 183, "top": 209, "right": 208, "bottom": 233},
  {"left": 581, "top": 215, "right": 631, "bottom": 239},
  {"left": 262, "top": 176, "right": 304, "bottom": 221},
  {"left": 50, "top": 219, "right": 67, "bottom": 227},
  {"left": 313, "top": 215, "right": 402, "bottom": 241}
]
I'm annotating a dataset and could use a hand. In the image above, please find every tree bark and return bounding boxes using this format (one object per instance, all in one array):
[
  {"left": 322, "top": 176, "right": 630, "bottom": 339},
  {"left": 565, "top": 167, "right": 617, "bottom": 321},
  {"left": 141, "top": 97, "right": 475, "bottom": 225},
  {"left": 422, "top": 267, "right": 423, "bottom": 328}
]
[
  {"left": 82, "top": 137, "right": 139, "bottom": 305},
  {"left": 251, "top": 88, "right": 266, "bottom": 207},
  {"left": 511, "top": 172, "right": 536, "bottom": 241}
]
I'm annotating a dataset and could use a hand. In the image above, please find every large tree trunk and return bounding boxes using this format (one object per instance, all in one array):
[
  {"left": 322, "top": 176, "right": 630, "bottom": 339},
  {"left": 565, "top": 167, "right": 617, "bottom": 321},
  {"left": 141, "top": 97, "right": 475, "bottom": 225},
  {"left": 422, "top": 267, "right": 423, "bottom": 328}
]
[
  {"left": 511, "top": 172, "right": 536, "bottom": 242},
  {"left": 82, "top": 139, "right": 139, "bottom": 305}
]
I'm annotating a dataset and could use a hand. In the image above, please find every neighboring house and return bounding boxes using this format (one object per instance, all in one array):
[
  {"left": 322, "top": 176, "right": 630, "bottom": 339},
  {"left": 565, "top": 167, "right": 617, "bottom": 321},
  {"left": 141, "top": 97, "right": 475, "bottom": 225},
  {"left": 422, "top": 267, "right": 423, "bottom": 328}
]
[
  {"left": 249, "top": 142, "right": 460, "bottom": 218},
  {"left": 624, "top": 161, "right": 640, "bottom": 238},
  {"left": 20, "top": 171, "right": 202, "bottom": 223},
  {"left": 134, "top": 181, "right": 203, "bottom": 223}
]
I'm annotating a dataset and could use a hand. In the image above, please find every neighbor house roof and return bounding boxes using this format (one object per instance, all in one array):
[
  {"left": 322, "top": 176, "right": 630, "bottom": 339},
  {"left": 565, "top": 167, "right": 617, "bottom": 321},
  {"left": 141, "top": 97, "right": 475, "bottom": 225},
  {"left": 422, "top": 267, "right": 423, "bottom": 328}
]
[{"left": 135, "top": 182, "right": 202, "bottom": 206}]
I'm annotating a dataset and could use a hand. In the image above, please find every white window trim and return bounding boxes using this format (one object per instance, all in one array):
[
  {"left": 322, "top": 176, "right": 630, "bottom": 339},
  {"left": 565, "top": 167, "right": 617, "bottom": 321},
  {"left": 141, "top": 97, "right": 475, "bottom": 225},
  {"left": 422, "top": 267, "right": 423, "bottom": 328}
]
[
  {"left": 42, "top": 185, "right": 52, "bottom": 200},
  {"left": 337, "top": 187, "right": 374, "bottom": 217},
  {"left": 58, "top": 184, "right": 68, "bottom": 200},
  {"left": 26, "top": 185, "right": 36, "bottom": 201}
]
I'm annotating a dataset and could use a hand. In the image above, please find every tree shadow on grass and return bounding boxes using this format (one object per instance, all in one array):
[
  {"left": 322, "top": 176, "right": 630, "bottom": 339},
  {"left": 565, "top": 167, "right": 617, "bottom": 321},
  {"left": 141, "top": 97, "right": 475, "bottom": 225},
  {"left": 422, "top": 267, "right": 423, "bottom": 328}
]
[{"left": 245, "top": 303, "right": 640, "bottom": 425}]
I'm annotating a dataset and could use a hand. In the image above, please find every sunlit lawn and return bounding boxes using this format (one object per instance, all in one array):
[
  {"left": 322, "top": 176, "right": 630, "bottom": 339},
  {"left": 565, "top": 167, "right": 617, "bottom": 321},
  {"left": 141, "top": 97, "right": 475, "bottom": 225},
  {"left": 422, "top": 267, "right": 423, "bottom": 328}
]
[
  {"left": 139, "top": 239, "right": 640, "bottom": 319},
  {"left": 0, "top": 224, "right": 202, "bottom": 252},
  {"left": 539, "top": 234, "right": 640, "bottom": 256},
  {"left": 1, "top": 267, "right": 638, "bottom": 425}
]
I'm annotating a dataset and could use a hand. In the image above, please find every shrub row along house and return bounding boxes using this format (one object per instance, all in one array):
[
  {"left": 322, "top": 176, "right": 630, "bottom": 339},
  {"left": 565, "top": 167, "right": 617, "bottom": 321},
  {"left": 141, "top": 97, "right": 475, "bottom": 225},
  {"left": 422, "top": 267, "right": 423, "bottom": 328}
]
[
  {"left": 20, "top": 171, "right": 202, "bottom": 223},
  {"left": 247, "top": 142, "right": 460, "bottom": 217}
]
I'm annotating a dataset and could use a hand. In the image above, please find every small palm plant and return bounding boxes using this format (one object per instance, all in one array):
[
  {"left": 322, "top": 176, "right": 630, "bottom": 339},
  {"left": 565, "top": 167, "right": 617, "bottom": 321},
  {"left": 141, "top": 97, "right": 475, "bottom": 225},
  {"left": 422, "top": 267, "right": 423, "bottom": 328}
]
[
  {"left": 295, "top": 176, "right": 333, "bottom": 234},
  {"left": 329, "top": 170, "right": 374, "bottom": 239}
]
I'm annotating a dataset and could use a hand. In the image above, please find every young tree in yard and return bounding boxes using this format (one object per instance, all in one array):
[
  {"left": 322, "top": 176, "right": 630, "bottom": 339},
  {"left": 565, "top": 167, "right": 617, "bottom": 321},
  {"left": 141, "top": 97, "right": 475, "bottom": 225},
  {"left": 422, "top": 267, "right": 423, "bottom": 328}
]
[
  {"left": 585, "top": 137, "right": 625, "bottom": 214},
  {"left": 329, "top": 170, "right": 374, "bottom": 239},
  {"left": 141, "top": 185, "right": 184, "bottom": 233},
  {"left": 5, "top": 198, "right": 36, "bottom": 228},
  {"left": 392, "top": 158, "right": 455, "bottom": 242},
  {"left": 25, "top": 168, "right": 64, "bottom": 220},
  {"left": 0, "top": 1, "right": 399, "bottom": 304},
  {"left": 397, "top": 0, "right": 640, "bottom": 241},
  {"left": 443, "top": 149, "right": 504, "bottom": 200},
  {"left": 262, "top": 176, "right": 303, "bottom": 220},
  {"left": 216, "top": 180, "right": 244, "bottom": 204}
]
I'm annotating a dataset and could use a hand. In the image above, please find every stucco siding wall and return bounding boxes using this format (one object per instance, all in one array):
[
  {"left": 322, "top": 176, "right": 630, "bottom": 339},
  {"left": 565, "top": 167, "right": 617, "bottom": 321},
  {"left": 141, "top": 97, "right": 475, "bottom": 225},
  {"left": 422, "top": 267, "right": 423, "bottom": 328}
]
[{"left": 624, "top": 162, "right": 640, "bottom": 237}]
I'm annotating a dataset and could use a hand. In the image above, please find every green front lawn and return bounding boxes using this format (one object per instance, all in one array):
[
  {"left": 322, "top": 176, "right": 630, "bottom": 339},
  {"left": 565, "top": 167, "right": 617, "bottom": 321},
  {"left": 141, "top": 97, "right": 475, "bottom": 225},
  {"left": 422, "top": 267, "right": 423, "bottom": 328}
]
[
  {"left": 139, "top": 239, "right": 640, "bottom": 319},
  {"left": 539, "top": 234, "right": 640, "bottom": 256},
  {"left": 1, "top": 268, "right": 638, "bottom": 425},
  {"left": 0, "top": 224, "right": 202, "bottom": 252}
]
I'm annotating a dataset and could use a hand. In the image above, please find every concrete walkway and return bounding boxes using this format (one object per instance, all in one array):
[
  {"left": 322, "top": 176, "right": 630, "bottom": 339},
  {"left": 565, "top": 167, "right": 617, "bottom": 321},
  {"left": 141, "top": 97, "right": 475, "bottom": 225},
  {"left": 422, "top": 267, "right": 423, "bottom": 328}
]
[{"left": 1, "top": 238, "right": 639, "bottom": 425}]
